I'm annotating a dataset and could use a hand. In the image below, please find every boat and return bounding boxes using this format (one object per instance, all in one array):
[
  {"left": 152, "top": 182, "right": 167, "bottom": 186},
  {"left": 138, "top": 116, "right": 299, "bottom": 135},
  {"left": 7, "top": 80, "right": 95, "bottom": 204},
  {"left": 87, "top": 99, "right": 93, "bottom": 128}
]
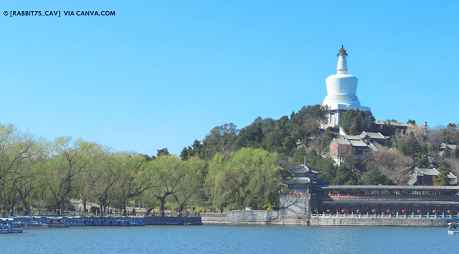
[
  {"left": 448, "top": 222, "right": 459, "bottom": 235},
  {"left": 0, "top": 218, "right": 23, "bottom": 234},
  {"left": 41, "top": 217, "right": 70, "bottom": 228},
  {"left": 66, "top": 216, "right": 85, "bottom": 226}
]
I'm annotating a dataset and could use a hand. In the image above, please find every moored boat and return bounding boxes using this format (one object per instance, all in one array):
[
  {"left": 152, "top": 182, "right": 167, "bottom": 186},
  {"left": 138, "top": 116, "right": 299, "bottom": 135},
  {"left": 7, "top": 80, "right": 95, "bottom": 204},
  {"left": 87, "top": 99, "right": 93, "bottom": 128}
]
[
  {"left": 0, "top": 218, "right": 23, "bottom": 234},
  {"left": 448, "top": 222, "right": 459, "bottom": 235},
  {"left": 41, "top": 217, "right": 70, "bottom": 228}
]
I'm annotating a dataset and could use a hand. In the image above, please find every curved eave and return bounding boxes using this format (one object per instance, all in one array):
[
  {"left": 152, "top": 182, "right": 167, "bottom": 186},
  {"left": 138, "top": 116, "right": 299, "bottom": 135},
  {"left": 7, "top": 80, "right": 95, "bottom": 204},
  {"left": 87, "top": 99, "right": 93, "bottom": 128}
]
[
  {"left": 283, "top": 177, "right": 329, "bottom": 185},
  {"left": 289, "top": 165, "right": 322, "bottom": 174}
]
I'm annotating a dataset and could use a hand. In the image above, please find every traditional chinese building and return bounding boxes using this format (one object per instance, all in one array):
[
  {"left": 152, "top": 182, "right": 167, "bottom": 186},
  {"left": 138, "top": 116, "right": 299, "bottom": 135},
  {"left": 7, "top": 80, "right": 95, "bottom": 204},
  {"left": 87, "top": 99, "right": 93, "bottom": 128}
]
[
  {"left": 280, "top": 164, "right": 459, "bottom": 218},
  {"left": 408, "top": 167, "right": 457, "bottom": 186}
]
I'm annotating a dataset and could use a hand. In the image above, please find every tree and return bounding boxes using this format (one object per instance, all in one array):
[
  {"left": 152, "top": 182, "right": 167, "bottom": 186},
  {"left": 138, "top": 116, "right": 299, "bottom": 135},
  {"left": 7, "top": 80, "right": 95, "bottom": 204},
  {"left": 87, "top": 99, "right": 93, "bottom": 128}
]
[
  {"left": 292, "top": 146, "right": 307, "bottom": 167},
  {"left": 348, "top": 118, "right": 361, "bottom": 135},
  {"left": 0, "top": 124, "right": 46, "bottom": 212},
  {"left": 157, "top": 148, "right": 170, "bottom": 157},
  {"left": 207, "top": 148, "right": 280, "bottom": 211},
  {"left": 433, "top": 162, "right": 450, "bottom": 186},
  {"left": 145, "top": 155, "right": 184, "bottom": 217},
  {"left": 201, "top": 123, "right": 238, "bottom": 157},
  {"left": 172, "top": 157, "right": 207, "bottom": 214},
  {"left": 310, "top": 156, "right": 337, "bottom": 183},
  {"left": 364, "top": 148, "right": 413, "bottom": 185},
  {"left": 42, "top": 137, "right": 98, "bottom": 215},
  {"left": 444, "top": 146, "right": 451, "bottom": 158},
  {"left": 340, "top": 109, "right": 376, "bottom": 134},
  {"left": 332, "top": 159, "right": 361, "bottom": 185},
  {"left": 363, "top": 170, "right": 395, "bottom": 185},
  {"left": 180, "top": 147, "right": 189, "bottom": 160},
  {"left": 407, "top": 119, "right": 416, "bottom": 125},
  {"left": 115, "top": 153, "right": 155, "bottom": 216},
  {"left": 88, "top": 149, "right": 123, "bottom": 215}
]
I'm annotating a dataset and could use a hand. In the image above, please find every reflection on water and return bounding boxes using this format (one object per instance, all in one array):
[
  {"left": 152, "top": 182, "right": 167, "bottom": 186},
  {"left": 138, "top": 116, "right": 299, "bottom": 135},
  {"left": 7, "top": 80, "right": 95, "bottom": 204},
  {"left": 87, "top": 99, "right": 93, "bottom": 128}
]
[{"left": 0, "top": 225, "right": 454, "bottom": 253}]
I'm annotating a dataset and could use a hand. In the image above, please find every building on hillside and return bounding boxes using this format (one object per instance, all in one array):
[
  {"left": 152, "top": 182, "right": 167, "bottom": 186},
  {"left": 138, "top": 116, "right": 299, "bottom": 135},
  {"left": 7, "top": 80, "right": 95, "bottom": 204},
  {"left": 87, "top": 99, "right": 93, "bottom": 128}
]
[
  {"left": 280, "top": 165, "right": 459, "bottom": 219},
  {"left": 407, "top": 167, "right": 457, "bottom": 186},
  {"left": 441, "top": 143, "right": 458, "bottom": 150},
  {"left": 440, "top": 143, "right": 458, "bottom": 157},
  {"left": 374, "top": 120, "right": 408, "bottom": 134},
  {"left": 322, "top": 46, "right": 370, "bottom": 128},
  {"left": 329, "top": 131, "right": 389, "bottom": 165}
]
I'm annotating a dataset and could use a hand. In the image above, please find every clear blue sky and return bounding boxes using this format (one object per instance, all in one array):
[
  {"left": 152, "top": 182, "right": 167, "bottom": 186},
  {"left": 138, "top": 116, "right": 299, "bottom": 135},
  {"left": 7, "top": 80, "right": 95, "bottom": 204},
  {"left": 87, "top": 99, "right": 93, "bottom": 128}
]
[{"left": 1, "top": 1, "right": 458, "bottom": 156}]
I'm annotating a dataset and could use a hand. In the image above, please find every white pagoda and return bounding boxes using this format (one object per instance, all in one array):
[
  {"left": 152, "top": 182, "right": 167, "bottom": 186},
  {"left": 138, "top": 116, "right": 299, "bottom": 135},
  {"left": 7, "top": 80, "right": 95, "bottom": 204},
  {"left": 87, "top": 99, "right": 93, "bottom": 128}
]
[{"left": 322, "top": 46, "right": 370, "bottom": 127}]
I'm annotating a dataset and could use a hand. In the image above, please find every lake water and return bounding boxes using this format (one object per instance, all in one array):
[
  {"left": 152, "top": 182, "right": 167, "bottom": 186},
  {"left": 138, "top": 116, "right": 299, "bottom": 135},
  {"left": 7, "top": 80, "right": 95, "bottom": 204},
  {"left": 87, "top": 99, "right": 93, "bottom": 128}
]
[{"left": 1, "top": 225, "right": 455, "bottom": 253}]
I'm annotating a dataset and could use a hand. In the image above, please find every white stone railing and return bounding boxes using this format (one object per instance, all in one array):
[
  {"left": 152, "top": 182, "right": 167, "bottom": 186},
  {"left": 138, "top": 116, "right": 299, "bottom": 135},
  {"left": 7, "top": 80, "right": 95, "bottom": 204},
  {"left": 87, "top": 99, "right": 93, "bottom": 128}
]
[{"left": 310, "top": 212, "right": 459, "bottom": 220}]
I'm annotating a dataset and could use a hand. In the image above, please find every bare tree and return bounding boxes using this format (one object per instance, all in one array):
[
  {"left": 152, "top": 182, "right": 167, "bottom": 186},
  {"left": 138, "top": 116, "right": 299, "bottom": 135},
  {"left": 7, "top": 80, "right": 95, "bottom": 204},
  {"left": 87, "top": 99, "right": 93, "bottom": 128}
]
[{"left": 364, "top": 148, "right": 414, "bottom": 185}]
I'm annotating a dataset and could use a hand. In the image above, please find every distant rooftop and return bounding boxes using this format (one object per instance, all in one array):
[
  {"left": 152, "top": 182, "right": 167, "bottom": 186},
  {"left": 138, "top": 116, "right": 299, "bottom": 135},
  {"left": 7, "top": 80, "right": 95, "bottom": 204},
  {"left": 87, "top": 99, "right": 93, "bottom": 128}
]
[{"left": 375, "top": 120, "right": 408, "bottom": 127}]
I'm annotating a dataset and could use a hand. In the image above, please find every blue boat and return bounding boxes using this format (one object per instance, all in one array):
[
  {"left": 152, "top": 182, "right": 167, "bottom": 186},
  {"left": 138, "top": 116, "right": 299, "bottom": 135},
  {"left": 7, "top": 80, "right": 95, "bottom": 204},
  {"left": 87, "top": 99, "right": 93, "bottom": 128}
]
[
  {"left": 0, "top": 218, "right": 23, "bottom": 234},
  {"left": 42, "top": 217, "right": 70, "bottom": 228}
]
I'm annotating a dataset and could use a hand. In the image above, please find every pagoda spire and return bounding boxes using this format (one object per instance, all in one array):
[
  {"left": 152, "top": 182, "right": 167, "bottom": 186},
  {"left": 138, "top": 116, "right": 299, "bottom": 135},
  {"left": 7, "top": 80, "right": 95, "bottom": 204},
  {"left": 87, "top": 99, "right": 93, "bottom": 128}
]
[{"left": 337, "top": 45, "right": 348, "bottom": 74}]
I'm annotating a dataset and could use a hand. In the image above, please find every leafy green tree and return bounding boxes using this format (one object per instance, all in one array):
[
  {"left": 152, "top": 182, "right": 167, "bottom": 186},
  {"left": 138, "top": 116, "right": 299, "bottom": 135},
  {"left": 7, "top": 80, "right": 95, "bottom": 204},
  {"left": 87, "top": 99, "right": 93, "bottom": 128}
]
[
  {"left": 348, "top": 118, "right": 361, "bottom": 135},
  {"left": 0, "top": 124, "right": 46, "bottom": 212},
  {"left": 172, "top": 157, "right": 207, "bottom": 213},
  {"left": 43, "top": 137, "right": 99, "bottom": 215},
  {"left": 145, "top": 155, "right": 184, "bottom": 217},
  {"left": 311, "top": 157, "right": 337, "bottom": 183},
  {"left": 202, "top": 123, "right": 238, "bottom": 157},
  {"left": 180, "top": 147, "right": 189, "bottom": 160},
  {"left": 340, "top": 109, "right": 376, "bottom": 134},
  {"left": 433, "top": 165, "right": 449, "bottom": 186},
  {"left": 157, "top": 148, "right": 170, "bottom": 157},
  {"left": 332, "top": 159, "right": 361, "bottom": 185},
  {"left": 206, "top": 148, "right": 280, "bottom": 210},
  {"left": 282, "top": 136, "right": 296, "bottom": 155},
  {"left": 363, "top": 170, "right": 395, "bottom": 185},
  {"left": 114, "top": 153, "right": 154, "bottom": 216},
  {"left": 292, "top": 146, "right": 307, "bottom": 167}
]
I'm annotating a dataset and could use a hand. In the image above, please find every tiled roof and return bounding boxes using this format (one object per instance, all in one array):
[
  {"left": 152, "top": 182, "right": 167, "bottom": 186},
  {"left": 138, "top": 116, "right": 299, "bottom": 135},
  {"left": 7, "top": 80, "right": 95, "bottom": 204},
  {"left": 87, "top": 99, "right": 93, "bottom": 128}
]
[
  {"left": 360, "top": 131, "right": 390, "bottom": 140},
  {"left": 342, "top": 135, "right": 362, "bottom": 140},
  {"left": 375, "top": 120, "right": 408, "bottom": 127},
  {"left": 282, "top": 177, "right": 329, "bottom": 185},
  {"left": 335, "top": 138, "right": 351, "bottom": 145},
  {"left": 288, "top": 164, "right": 322, "bottom": 174},
  {"left": 349, "top": 140, "right": 368, "bottom": 147},
  {"left": 441, "top": 143, "right": 458, "bottom": 150},
  {"left": 407, "top": 173, "right": 419, "bottom": 186},
  {"left": 414, "top": 167, "right": 439, "bottom": 176}
]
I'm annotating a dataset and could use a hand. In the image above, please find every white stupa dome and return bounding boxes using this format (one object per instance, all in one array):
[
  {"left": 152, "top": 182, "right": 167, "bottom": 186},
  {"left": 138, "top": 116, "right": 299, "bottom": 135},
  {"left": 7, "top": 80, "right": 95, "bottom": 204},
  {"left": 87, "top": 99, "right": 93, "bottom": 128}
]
[{"left": 323, "top": 46, "right": 370, "bottom": 112}]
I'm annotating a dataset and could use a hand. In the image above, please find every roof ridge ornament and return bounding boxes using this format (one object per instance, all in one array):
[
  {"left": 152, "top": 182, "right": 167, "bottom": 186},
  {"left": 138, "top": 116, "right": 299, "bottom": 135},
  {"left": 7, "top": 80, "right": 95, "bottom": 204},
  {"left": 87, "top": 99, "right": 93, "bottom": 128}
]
[{"left": 337, "top": 45, "right": 348, "bottom": 57}]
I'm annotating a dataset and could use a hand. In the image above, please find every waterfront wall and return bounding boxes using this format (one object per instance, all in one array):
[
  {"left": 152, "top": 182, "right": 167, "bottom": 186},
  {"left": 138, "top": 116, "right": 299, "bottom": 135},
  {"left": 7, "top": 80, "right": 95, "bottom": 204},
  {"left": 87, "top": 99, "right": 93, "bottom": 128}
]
[
  {"left": 201, "top": 211, "right": 279, "bottom": 225},
  {"left": 201, "top": 211, "right": 458, "bottom": 226},
  {"left": 279, "top": 194, "right": 309, "bottom": 219}
]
